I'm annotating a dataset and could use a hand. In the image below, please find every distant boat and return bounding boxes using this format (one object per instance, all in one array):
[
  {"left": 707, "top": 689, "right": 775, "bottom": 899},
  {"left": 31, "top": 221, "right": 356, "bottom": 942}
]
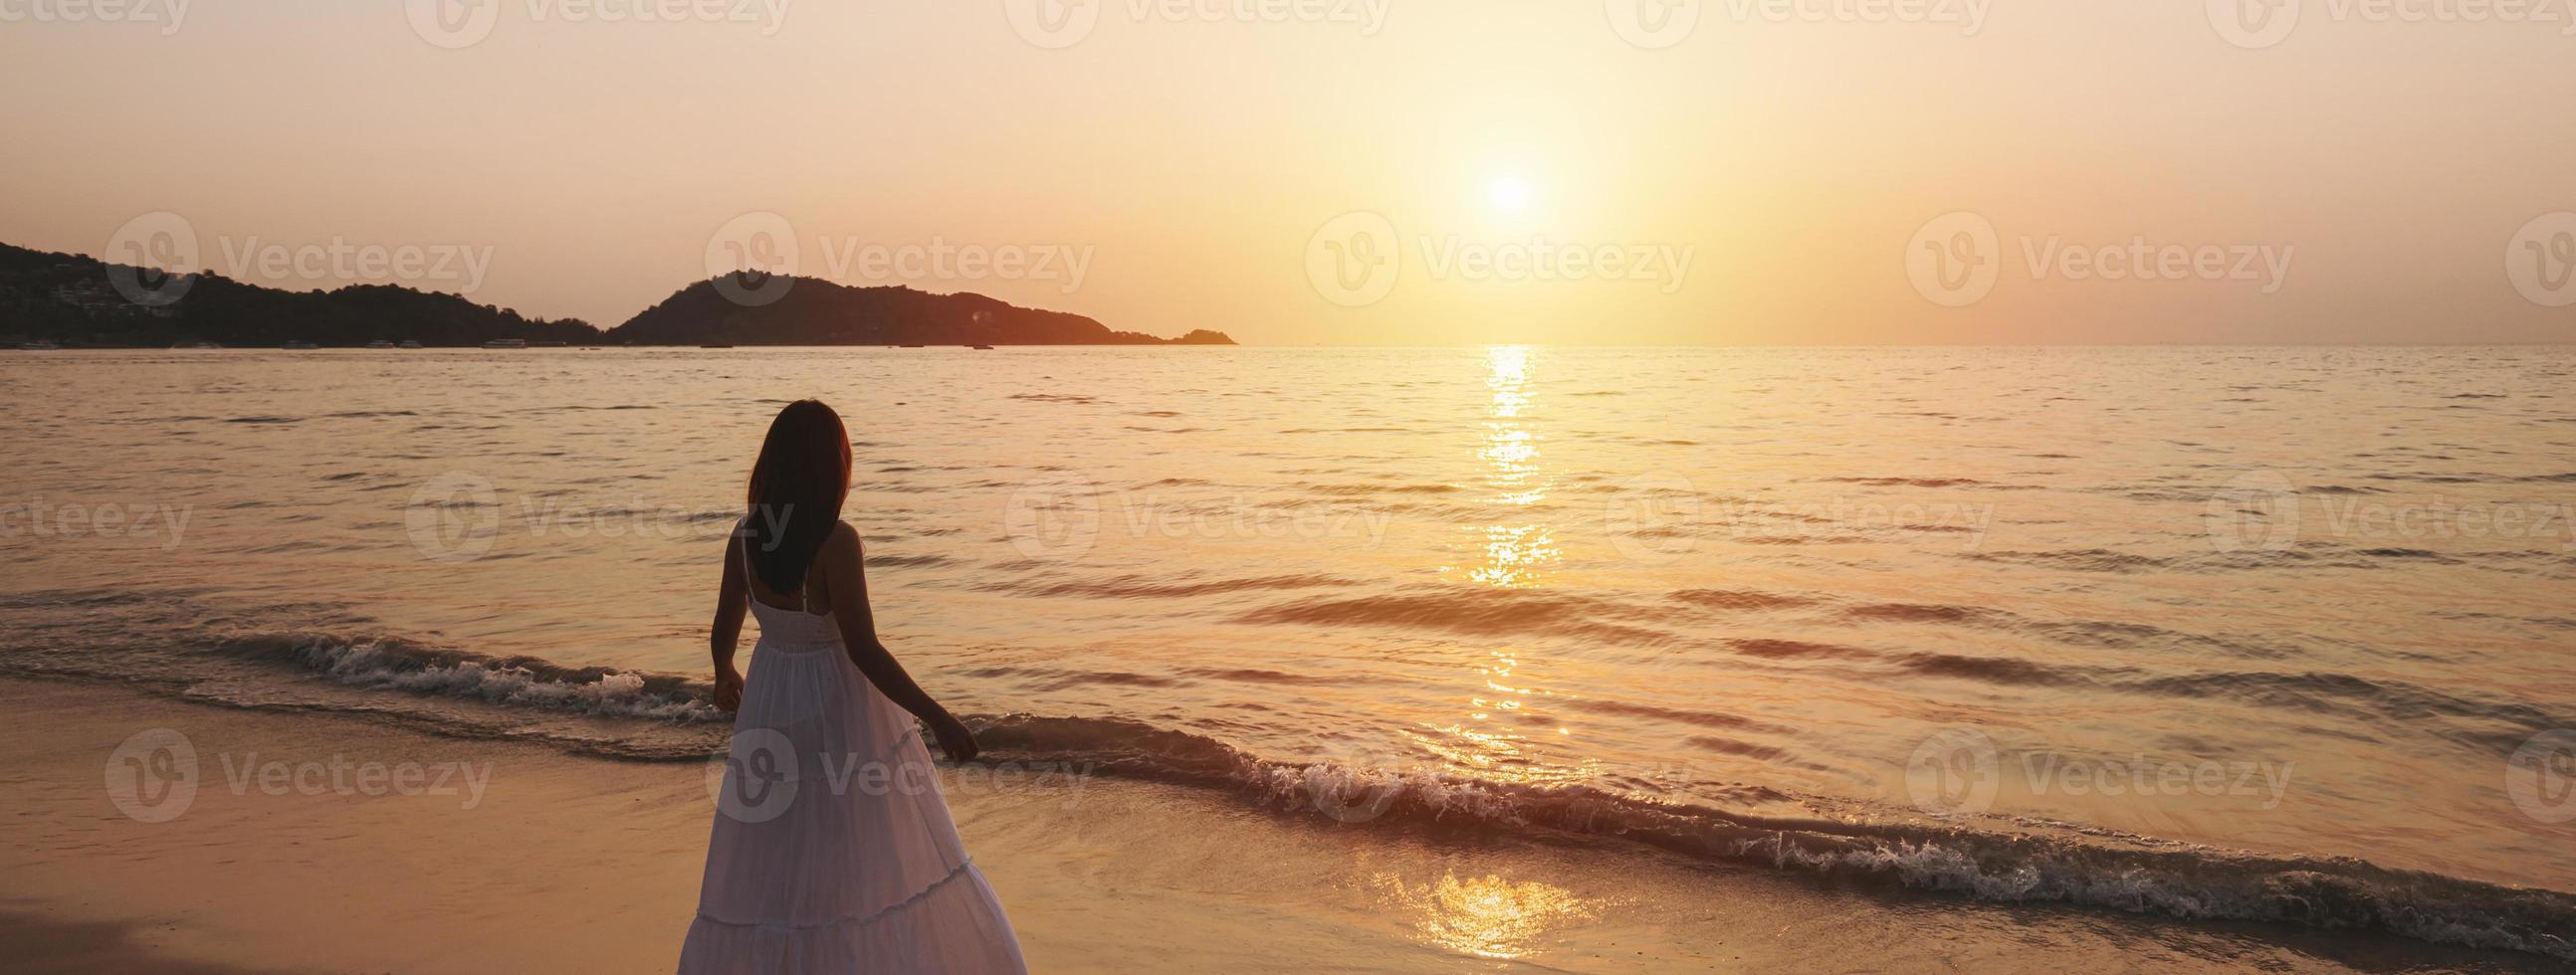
[
  {"left": 364, "top": 339, "right": 395, "bottom": 349},
  {"left": 397, "top": 340, "right": 423, "bottom": 349},
  {"left": 482, "top": 338, "right": 527, "bottom": 349},
  {"left": 282, "top": 340, "right": 320, "bottom": 350},
  {"left": 970, "top": 344, "right": 994, "bottom": 350},
  {"left": 20, "top": 340, "right": 60, "bottom": 350},
  {"left": 191, "top": 340, "right": 223, "bottom": 349},
  {"left": 700, "top": 343, "right": 735, "bottom": 349}
]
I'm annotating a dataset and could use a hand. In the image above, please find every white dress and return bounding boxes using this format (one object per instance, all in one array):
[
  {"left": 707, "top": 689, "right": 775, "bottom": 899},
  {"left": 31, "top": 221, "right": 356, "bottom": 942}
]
[{"left": 679, "top": 587, "right": 1026, "bottom": 974}]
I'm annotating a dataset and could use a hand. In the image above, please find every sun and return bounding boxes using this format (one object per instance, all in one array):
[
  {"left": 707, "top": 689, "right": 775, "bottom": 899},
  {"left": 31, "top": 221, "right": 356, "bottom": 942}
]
[{"left": 1486, "top": 175, "right": 1532, "bottom": 215}]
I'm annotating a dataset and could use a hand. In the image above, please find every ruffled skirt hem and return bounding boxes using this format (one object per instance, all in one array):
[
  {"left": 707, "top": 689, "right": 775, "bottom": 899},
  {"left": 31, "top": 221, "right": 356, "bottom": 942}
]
[{"left": 677, "top": 861, "right": 1026, "bottom": 975}]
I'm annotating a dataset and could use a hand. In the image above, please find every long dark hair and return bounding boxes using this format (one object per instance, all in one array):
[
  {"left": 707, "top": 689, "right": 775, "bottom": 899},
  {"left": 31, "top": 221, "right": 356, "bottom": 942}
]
[{"left": 744, "top": 400, "right": 853, "bottom": 596}]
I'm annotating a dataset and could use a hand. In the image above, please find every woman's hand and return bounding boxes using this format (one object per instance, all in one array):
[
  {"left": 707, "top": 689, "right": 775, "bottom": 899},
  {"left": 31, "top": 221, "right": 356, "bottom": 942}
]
[
  {"left": 713, "top": 667, "right": 745, "bottom": 714},
  {"left": 929, "top": 711, "right": 978, "bottom": 763}
]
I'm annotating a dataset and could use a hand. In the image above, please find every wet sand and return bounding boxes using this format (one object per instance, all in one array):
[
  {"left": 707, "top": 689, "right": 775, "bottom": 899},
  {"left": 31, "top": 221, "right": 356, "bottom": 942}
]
[{"left": 0, "top": 677, "right": 2552, "bottom": 973}]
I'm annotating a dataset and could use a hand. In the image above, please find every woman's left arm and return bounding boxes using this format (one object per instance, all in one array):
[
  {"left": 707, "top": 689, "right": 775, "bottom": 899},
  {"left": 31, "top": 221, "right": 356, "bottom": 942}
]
[{"left": 819, "top": 523, "right": 978, "bottom": 761}]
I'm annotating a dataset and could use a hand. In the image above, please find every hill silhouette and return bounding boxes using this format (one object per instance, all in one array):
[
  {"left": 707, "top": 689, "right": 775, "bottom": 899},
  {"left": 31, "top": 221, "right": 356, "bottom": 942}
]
[
  {"left": 607, "top": 276, "right": 1232, "bottom": 346},
  {"left": 0, "top": 243, "right": 594, "bottom": 347},
  {"left": 0, "top": 243, "right": 1234, "bottom": 347}
]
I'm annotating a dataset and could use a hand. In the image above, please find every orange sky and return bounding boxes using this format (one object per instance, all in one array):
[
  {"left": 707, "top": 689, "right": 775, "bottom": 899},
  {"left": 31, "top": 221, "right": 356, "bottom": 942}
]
[{"left": 3, "top": 2, "right": 2572, "bottom": 344}]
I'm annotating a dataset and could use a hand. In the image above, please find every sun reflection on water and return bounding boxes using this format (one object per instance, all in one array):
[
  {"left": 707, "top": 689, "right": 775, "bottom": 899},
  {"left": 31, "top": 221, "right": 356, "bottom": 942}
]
[
  {"left": 1374, "top": 872, "right": 1596, "bottom": 960},
  {"left": 1417, "top": 346, "right": 1596, "bottom": 789},
  {"left": 1466, "top": 345, "right": 1557, "bottom": 587}
]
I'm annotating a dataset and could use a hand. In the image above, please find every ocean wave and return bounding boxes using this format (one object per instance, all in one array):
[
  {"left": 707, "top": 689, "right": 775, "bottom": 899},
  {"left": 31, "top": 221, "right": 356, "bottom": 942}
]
[
  {"left": 983, "top": 572, "right": 1359, "bottom": 600},
  {"left": 973, "top": 714, "right": 2576, "bottom": 962},
  {"left": 1229, "top": 586, "right": 1680, "bottom": 645},
  {"left": 1819, "top": 477, "right": 2038, "bottom": 490},
  {"left": 208, "top": 633, "right": 726, "bottom": 723},
  {"left": 1666, "top": 588, "right": 1820, "bottom": 611}
]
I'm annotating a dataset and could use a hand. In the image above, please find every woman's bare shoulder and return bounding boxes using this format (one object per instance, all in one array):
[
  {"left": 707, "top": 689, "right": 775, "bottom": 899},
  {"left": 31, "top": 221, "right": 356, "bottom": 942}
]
[{"left": 824, "top": 520, "right": 864, "bottom": 554}]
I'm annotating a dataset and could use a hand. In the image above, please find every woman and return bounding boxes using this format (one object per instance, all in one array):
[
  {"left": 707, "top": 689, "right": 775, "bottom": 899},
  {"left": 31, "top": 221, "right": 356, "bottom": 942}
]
[{"left": 680, "top": 400, "right": 1026, "bottom": 974}]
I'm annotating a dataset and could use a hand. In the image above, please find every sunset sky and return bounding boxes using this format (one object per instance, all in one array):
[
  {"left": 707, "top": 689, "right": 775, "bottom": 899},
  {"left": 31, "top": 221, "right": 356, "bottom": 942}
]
[{"left": 5, "top": 2, "right": 2573, "bottom": 345}]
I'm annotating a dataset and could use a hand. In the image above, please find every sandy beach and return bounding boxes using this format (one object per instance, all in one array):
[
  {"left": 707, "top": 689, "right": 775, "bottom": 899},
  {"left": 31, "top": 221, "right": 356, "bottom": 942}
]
[{"left": 0, "top": 676, "right": 2556, "bottom": 974}]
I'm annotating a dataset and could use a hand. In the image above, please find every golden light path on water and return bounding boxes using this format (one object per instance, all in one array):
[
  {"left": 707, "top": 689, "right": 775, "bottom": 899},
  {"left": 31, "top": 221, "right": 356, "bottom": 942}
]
[
  {"left": 1468, "top": 345, "right": 1555, "bottom": 586},
  {"left": 1411, "top": 347, "right": 1594, "bottom": 803}
]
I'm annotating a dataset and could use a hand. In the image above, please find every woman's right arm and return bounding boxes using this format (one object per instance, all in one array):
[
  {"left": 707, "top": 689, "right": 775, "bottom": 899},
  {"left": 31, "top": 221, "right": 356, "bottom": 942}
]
[
  {"left": 710, "top": 530, "right": 749, "bottom": 712},
  {"left": 818, "top": 523, "right": 978, "bottom": 761}
]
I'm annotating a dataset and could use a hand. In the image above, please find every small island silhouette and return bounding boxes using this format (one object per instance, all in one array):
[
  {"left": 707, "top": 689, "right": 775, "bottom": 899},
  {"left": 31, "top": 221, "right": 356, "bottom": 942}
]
[{"left": 0, "top": 243, "right": 1234, "bottom": 348}]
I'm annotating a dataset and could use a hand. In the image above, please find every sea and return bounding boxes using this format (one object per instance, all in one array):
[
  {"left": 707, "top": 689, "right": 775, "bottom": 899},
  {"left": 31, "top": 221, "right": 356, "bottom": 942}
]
[{"left": 3, "top": 344, "right": 2571, "bottom": 960}]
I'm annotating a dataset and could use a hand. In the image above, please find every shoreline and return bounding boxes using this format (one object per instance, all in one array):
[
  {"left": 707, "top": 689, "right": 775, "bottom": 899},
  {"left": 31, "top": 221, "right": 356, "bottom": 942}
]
[{"left": 1, "top": 676, "right": 2561, "bottom": 973}]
